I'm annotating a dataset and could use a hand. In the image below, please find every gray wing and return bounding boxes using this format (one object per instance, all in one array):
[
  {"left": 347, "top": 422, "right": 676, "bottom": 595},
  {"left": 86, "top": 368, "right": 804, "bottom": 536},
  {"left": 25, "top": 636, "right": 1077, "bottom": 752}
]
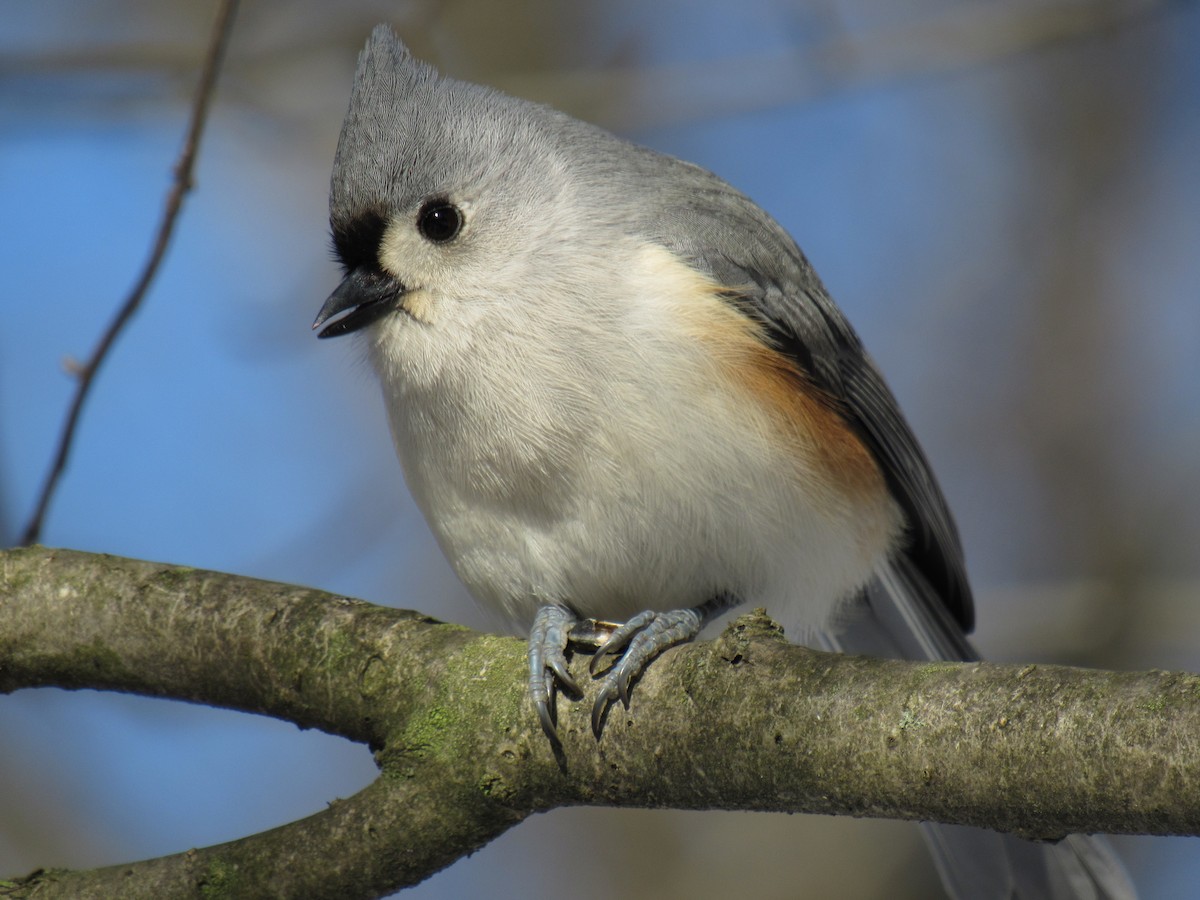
[
  {"left": 630, "top": 159, "right": 1141, "bottom": 900},
  {"left": 634, "top": 157, "right": 974, "bottom": 631}
]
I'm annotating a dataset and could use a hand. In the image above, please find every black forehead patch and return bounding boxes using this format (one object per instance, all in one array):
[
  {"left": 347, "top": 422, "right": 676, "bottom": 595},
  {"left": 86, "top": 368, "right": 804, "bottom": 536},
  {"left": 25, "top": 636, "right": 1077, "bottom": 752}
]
[{"left": 331, "top": 209, "right": 388, "bottom": 273}]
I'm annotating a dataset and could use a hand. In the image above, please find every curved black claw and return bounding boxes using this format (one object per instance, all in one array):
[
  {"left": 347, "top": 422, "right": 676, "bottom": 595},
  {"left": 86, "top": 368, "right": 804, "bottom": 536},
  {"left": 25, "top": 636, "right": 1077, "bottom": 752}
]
[
  {"left": 589, "top": 607, "right": 704, "bottom": 738},
  {"left": 528, "top": 604, "right": 581, "bottom": 751}
]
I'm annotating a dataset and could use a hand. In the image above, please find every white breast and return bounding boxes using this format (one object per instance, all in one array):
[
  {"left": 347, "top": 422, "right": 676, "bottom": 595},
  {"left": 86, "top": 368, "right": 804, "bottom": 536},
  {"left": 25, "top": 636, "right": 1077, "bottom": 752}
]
[{"left": 366, "top": 240, "right": 902, "bottom": 631}]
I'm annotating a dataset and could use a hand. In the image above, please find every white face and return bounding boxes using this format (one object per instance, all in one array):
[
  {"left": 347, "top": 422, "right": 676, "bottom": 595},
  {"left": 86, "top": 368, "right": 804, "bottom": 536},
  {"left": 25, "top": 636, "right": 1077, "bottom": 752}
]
[
  {"left": 363, "top": 160, "right": 601, "bottom": 395},
  {"left": 375, "top": 197, "right": 481, "bottom": 327}
]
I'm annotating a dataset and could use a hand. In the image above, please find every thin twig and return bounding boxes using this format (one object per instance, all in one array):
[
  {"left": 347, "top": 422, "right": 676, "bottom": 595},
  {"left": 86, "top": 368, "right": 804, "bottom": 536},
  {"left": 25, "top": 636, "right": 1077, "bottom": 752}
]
[{"left": 20, "top": 0, "right": 240, "bottom": 546}]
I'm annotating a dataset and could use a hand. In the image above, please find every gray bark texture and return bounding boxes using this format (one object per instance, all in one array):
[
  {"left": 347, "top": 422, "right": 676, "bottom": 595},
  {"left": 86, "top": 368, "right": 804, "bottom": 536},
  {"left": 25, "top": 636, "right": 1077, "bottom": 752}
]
[{"left": 1, "top": 546, "right": 1196, "bottom": 899}]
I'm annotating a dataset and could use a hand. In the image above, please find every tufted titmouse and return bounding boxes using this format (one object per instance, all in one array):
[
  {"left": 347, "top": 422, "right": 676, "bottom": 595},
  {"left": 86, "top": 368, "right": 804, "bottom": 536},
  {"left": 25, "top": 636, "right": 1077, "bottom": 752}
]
[{"left": 314, "top": 26, "right": 1136, "bottom": 900}]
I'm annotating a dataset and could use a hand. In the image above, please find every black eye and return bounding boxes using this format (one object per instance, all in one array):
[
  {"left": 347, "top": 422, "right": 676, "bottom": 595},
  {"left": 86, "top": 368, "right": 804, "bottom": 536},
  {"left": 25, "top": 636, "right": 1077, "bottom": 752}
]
[{"left": 417, "top": 200, "right": 463, "bottom": 243}]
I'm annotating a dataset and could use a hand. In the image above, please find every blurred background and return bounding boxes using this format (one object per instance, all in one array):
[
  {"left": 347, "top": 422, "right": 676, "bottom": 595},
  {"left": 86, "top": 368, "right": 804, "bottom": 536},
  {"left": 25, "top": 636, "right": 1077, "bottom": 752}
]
[{"left": 2, "top": 0, "right": 1198, "bottom": 896}]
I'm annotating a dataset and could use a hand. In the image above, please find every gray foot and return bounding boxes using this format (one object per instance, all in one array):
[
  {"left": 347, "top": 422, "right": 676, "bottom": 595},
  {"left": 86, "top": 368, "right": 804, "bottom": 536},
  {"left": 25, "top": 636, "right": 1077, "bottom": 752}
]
[
  {"left": 588, "top": 607, "right": 704, "bottom": 738},
  {"left": 528, "top": 604, "right": 581, "bottom": 751},
  {"left": 529, "top": 602, "right": 720, "bottom": 749}
]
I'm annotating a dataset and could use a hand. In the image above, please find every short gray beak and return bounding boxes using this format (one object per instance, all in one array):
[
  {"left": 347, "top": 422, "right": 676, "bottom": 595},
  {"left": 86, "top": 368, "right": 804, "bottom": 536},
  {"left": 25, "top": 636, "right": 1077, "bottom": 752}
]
[{"left": 313, "top": 268, "right": 405, "bottom": 338}]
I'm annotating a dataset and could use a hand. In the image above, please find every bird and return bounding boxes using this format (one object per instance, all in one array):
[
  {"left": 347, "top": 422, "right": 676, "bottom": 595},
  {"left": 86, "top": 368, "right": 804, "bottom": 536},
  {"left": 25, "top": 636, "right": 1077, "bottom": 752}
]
[{"left": 313, "top": 25, "right": 1137, "bottom": 899}]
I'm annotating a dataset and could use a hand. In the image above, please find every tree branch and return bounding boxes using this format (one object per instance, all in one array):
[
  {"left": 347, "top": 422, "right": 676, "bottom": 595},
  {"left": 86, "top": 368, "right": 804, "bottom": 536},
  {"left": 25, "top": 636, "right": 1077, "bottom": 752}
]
[
  {"left": 19, "top": 0, "right": 239, "bottom": 547},
  {"left": 1, "top": 546, "right": 1197, "bottom": 898}
]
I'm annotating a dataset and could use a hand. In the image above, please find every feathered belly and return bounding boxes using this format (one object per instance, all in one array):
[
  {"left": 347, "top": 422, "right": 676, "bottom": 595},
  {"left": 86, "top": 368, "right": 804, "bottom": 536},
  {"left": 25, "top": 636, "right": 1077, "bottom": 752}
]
[
  {"left": 388, "top": 365, "right": 901, "bottom": 631},
  {"left": 375, "top": 242, "right": 903, "bottom": 630}
]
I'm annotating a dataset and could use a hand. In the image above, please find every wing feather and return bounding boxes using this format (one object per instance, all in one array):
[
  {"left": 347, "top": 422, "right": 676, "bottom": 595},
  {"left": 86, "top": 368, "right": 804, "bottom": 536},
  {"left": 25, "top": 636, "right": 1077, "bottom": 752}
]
[{"left": 632, "top": 156, "right": 973, "bottom": 629}]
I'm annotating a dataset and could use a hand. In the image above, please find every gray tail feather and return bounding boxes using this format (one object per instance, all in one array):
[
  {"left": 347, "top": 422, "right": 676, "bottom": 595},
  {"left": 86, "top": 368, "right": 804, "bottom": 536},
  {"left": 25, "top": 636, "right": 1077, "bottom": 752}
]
[{"left": 818, "top": 556, "right": 1138, "bottom": 900}]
